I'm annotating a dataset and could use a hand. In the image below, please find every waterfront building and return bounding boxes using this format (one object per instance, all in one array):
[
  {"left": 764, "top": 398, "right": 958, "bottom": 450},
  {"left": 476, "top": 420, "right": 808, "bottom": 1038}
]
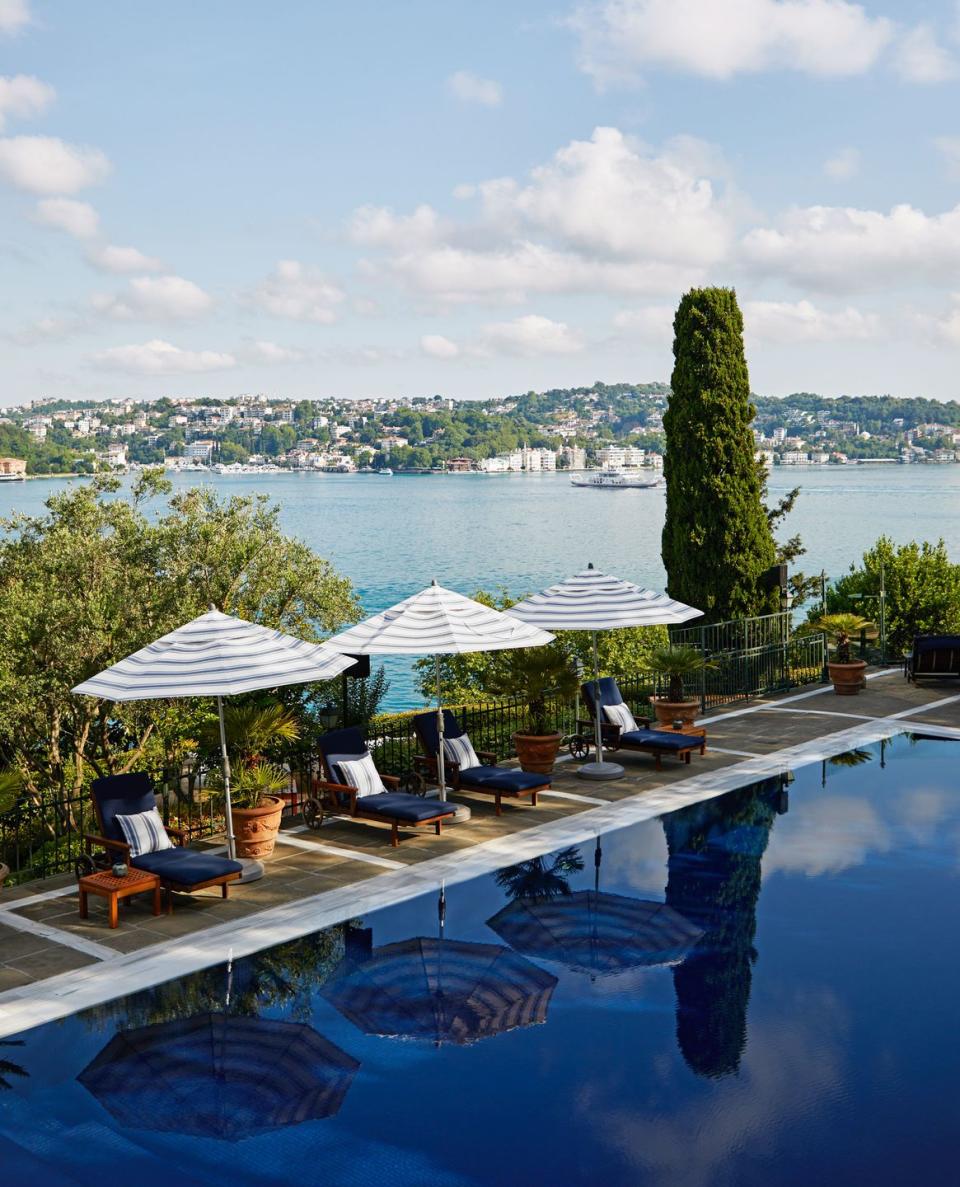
[
  {"left": 184, "top": 440, "right": 215, "bottom": 463},
  {"left": 0, "top": 457, "right": 27, "bottom": 477},
  {"left": 447, "top": 457, "right": 473, "bottom": 472},
  {"left": 562, "top": 445, "right": 587, "bottom": 470}
]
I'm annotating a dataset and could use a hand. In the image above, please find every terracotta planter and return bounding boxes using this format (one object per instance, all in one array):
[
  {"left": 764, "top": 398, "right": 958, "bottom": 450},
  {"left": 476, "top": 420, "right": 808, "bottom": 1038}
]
[
  {"left": 232, "top": 795, "right": 284, "bottom": 858},
  {"left": 0, "top": 862, "right": 8, "bottom": 891},
  {"left": 650, "top": 698, "right": 700, "bottom": 727},
  {"left": 513, "top": 731, "right": 562, "bottom": 775},
  {"left": 827, "top": 660, "right": 867, "bottom": 696}
]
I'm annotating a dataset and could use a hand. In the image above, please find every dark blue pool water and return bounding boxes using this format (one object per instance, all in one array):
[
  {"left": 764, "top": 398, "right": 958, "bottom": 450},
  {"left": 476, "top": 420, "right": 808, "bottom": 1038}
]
[{"left": 2, "top": 734, "right": 958, "bottom": 1186}]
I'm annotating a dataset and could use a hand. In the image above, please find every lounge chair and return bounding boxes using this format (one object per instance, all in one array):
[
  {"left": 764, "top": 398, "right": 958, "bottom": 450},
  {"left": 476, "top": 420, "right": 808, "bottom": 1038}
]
[
  {"left": 412, "top": 709, "right": 549, "bottom": 816},
  {"left": 307, "top": 726, "right": 457, "bottom": 846},
  {"left": 81, "top": 773, "right": 242, "bottom": 903},
  {"left": 575, "top": 677, "right": 705, "bottom": 770},
  {"left": 904, "top": 635, "right": 960, "bottom": 682}
]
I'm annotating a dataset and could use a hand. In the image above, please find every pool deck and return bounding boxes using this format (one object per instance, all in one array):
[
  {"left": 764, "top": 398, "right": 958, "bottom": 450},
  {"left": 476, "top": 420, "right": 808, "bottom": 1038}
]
[{"left": 2, "top": 666, "right": 959, "bottom": 1038}]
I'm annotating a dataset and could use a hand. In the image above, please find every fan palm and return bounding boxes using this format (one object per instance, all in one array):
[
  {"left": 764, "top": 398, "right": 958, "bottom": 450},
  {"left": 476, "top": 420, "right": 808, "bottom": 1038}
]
[{"left": 814, "top": 614, "right": 874, "bottom": 664}]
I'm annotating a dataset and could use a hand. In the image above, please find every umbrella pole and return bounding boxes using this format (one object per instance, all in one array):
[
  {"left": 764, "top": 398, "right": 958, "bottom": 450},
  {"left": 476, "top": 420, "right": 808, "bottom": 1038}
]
[
  {"left": 435, "top": 655, "right": 446, "bottom": 801},
  {"left": 576, "top": 630, "right": 625, "bottom": 781},
  {"left": 217, "top": 696, "right": 236, "bottom": 861},
  {"left": 217, "top": 695, "right": 264, "bottom": 882}
]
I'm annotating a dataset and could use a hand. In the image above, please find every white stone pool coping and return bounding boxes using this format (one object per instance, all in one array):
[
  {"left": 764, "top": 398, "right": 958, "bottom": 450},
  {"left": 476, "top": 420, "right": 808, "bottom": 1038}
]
[{"left": 1, "top": 683, "right": 959, "bottom": 1041}]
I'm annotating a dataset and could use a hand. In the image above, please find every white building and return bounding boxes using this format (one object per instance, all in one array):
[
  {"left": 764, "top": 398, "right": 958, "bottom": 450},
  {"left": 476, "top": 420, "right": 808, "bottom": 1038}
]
[
  {"left": 184, "top": 439, "right": 215, "bottom": 462},
  {"left": 562, "top": 445, "right": 587, "bottom": 470}
]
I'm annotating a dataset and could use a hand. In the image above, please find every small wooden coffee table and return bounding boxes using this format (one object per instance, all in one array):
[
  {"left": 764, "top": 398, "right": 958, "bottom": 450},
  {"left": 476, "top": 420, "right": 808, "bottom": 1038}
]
[{"left": 78, "top": 868, "right": 162, "bottom": 929}]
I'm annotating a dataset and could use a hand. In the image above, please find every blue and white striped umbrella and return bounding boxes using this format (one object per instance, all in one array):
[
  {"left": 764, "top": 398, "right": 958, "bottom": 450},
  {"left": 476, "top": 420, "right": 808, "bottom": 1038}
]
[
  {"left": 79, "top": 1013, "right": 359, "bottom": 1140},
  {"left": 72, "top": 608, "right": 353, "bottom": 701},
  {"left": 505, "top": 565, "right": 702, "bottom": 633},
  {"left": 72, "top": 609, "right": 354, "bottom": 863},
  {"left": 506, "top": 565, "right": 702, "bottom": 780},
  {"left": 325, "top": 582, "right": 553, "bottom": 798}
]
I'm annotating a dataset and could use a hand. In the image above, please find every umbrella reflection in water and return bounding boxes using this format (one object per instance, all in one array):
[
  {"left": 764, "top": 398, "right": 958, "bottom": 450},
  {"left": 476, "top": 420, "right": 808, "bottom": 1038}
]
[
  {"left": 322, "top": 887, "right": 558, "bottom": 1045},
  {"left": 79, "top": 1013, "right": 359, "bottom": 1141},
  {"left": 487, "top": 838, "right": 703, "bottom": 978}
]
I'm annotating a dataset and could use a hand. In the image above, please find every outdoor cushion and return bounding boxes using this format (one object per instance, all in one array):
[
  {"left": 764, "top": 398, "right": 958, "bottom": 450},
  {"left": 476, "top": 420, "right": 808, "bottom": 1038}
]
[
  {"left": 92, "top": 773, "right": 157, "bottom": 842},
  {"left": 457, "top": 765, "right": 546, "bottom": 792},
  {"left": 338, "top": 753, "right": 386, "bottom": 797},
  {"left": 359, "top": 793, "right": 458, "bottom": 823},
  {"left": 620, "top": 728, "right": 700, "bottom": 752},
  {"left": 132, "top": 847, "right": 242, "bottom": 885},
  {"left": 604, "top": 702, "right": 639, "bottom": 733},
  {"left": 115, "top": 808, "right": 174, "bottom": 856},
  {"left": 443, "top": 732, "right": 480, "bottom": 771},
  {"left": 413, "top": 709, "right": 464, "bottom": 756}
]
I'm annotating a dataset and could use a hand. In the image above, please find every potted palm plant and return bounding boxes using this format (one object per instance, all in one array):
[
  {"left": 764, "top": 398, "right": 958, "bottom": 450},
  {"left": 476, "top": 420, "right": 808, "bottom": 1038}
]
[
  {"left": 486, "top": 647, "right": 580, "bottom": 774},
  {"left": 647, "top": 645, "right": 716, "bottom": 726},
  {"left": 203, "top": 703, "right": 300, "bottom": 858},
  {"left": 815, "top": 613, "right": 873, "bottom": 695}
]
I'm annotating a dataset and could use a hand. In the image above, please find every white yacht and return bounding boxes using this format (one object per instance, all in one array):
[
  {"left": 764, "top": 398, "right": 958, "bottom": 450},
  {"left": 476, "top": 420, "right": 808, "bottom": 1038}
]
[{"left": 571, "top": 468, "right": 663, "bottom": 490}]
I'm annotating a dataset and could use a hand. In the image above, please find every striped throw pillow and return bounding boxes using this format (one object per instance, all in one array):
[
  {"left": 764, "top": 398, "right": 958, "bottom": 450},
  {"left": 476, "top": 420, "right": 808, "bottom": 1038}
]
[
  {"left": 604, "top": 702, "right": 639, "bottom": 734},
  {"left": 443, "top": 732, "right": 481, "bottom": 771},
  {"left": 116, "top": 808, "right": 174, "bottom": 857},
  {"left": 337, "top": 753, "right": 386, "bottom": 798}
]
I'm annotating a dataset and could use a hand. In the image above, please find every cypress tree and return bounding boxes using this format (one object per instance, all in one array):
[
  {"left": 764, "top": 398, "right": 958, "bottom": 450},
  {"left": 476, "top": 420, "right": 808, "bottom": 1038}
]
[{"left": 662, "top": 287, "right": 779, "bottom": 621}]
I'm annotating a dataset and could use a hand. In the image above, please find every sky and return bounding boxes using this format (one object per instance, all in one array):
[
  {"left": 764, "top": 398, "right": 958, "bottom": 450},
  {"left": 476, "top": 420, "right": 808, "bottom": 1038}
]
[{"left": 3, "top": 0, "right": 960, "bottom": 406}]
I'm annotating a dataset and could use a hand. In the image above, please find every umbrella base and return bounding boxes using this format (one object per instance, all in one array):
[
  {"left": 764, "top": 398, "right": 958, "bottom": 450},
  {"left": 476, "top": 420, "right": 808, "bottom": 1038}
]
[
  {"left": 577, "top": 761, "right": 625, "bottom": 781},
  {"left": 424, "top": 795, "right": 472, "bottom": 823},
  {"left": 237, "top": 858, "right": 265, "bottom": 883}
]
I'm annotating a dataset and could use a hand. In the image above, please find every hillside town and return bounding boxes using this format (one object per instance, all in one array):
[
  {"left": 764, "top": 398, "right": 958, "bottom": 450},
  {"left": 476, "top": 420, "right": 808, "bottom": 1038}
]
[{"left": 3, "top": 383, "right": 960, "bottom": 477}]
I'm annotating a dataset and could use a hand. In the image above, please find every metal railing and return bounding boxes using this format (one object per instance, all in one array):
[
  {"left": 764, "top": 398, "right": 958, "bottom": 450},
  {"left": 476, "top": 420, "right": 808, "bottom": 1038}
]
[{"left": 671, "top": 610, "right": 793, "bottom": 652}]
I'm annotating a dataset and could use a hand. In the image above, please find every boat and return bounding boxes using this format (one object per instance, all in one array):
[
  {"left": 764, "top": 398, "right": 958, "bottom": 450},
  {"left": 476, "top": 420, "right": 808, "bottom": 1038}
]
[
  {"left": 377, "top": 467, "right": 393, "bottom": 476},
  {"left": 570, "top": 468, "right": 663, "bottom": 490},
  {"left": 0, "top": 473, "right": 26, "bottom": 482}
]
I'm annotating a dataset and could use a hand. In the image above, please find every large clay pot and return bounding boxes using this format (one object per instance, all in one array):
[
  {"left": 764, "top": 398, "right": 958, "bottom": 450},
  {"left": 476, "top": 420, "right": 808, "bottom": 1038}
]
[
  {"left": 0, "top": 862, "right": 9, "bottom": 891},
  {"left": 232, "top": 795, "right": 284, "bottom": 858},
  {"left": 513, "top": 732, "right": 562, "bottom": 775},
  {"left": 650, "top": 698, "right": 700, "bottom": 727},
  {"left": 827, "top": 660, "right": 867, "bottom": 695}
]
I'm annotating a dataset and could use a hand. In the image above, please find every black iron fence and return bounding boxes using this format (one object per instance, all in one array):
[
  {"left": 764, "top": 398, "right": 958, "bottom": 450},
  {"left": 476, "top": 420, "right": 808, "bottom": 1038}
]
[{"left": 0, "top": 623, "right": 826, "bottom": 887}]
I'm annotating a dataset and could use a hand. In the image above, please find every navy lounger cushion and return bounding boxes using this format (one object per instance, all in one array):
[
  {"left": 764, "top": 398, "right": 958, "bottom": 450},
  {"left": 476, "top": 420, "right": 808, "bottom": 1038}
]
[
  {"left": 132, "top": 848, "right": 242, "bottom": 883},
  {"left": 457, "top": 766, "right": 545, "bottom": 792},
  {"left": 362, "top": 793, "right": 458, "bottom": 823},
  {"left": 115, "top": 808, "right": 174, "bottom": 856},
  {"left": 621, "top": 728, "right": 699, "bottom": 752},
  {"left": 92, "top": 773, "right": 157, "bottom": 842}
]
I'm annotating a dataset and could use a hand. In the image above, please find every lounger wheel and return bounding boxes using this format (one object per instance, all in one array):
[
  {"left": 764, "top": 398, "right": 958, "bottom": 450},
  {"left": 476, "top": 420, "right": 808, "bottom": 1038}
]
[
  {"left": 302, "top": 797, "right": 324, "bottom": 831},
  {"left": 400, "top": 770, "right": 427, "bottom": 796},
  {"left": 74, "top": 853, "right": 96, "bottom": 880},
  {"left": 569, "top": 735, "right": 591, "bottom": 761}
]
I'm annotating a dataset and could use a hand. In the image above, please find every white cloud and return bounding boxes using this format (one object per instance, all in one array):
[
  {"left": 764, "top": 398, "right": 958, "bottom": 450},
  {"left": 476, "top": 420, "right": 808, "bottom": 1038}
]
[
  {"left": 5, "top": 312, "right": 88, "bottom": 345},
  {"left": 612, "top": 304, "right": 674, "bottom": 340},
  {"left": 479, "top": 314, "right": 584, "bottom": 356},
  {"left": 33, "top": 197, "right": 99, "bottom": 239},
  {"left": 86, "top": 243, "right": 164, "bottom": 273},
  {"left": 420, "top": 334, "right": 460, "bottom": 359},
  {"left": 92, "top": 275, "right": 213, "bottom": 321},
  {"left": 741, "top": 201, "right": 960, "bottom": 292},
  {"left": 0, "top": 74, "right": 54, "bottom": 131},
  {"left": 823, "top": 147, "right": 860, "bottom": 180},
  {"left": 894, "top": 24, "right": 956, "bottom": 83},
  {"left": 91, "top": 339, "right": 236, "bottom": 374},
  {"left": 0, "top": 0, "right": 30, "bottom": 36},
  {"left": 0, "top": 135, "right": 110, "bottom": 194},
  {"left": 933, "top": 135, "right": 960, "bottom": 178},
  {"left": 353, "top": 128, "right": 731, "bottom": 303},
  {"left": 244, "top": 340, "right": 305, "bottom": 363},
  {"left": 252, "top": 259, "right": 345, "bottom": 323},
  {"left": 743, "top": 299, "right": 879, "bottom": 343},
  {"left": 569, "top": 0, "right": 893, "bottom": 86},
  {"left": 447, "top": 70, "right": 503, "bottom": 107}
]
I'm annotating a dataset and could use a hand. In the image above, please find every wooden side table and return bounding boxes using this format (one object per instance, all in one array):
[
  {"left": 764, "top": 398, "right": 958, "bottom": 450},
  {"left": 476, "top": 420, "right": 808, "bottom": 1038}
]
[{"left": 78, "top": 868, "right": 162, "bottom": 929}]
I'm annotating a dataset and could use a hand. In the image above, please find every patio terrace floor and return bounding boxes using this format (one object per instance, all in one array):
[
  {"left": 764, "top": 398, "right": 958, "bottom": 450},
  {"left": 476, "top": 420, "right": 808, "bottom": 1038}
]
[{"left": 2, "top": 666, "right": 959, "bottom": 1037}]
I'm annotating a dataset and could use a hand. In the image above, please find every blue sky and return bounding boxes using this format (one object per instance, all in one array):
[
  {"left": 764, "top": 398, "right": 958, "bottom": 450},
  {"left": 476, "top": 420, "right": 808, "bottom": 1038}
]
[{"left": 3, "top": 0, "right": 960, "bottom": 405}]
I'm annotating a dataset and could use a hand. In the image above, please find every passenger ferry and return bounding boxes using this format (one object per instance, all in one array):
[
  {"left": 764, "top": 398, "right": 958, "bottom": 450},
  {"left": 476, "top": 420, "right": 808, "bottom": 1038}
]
[{"left": 570, "top": 468, "right": 664, "bottom": 490}]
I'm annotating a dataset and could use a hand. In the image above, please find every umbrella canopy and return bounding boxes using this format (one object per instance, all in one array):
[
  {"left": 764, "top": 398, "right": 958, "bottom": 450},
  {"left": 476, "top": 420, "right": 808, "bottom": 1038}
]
[
  {"left": 324, "top": 582, "right": 553, "bottom": 798},
  {"left": 506, "top": 565, "right": 702, "bottom": 780},
  {"left": 487, "top": 891, "right": 703, "bottom": 978},
  {"left": 78, "top": 1013, "right": 359, "bottom": 1141},
  {"left": 505, "top": 565, "right": 702, "bottom": 632},
  {"left": 72, "top": 609, "right": 354, "bottom": 864},
  {"left": 72, "top": 608, "right": 354, "bottom": 701},
  {"left": 322, "top": 937, "right": 558, "bottom": 1044},
  {"left": 324, "top": 581, "right": 554, "bottom": 657}
]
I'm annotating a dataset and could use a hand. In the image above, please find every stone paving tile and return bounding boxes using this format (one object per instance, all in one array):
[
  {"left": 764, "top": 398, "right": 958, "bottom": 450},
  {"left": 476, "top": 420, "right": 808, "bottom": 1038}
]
[
  {"left": 0, "top": 925, "right": 57, "bottom": 962},
  {"left": 0, "top": 966, "right": 33, "bottom": 991},
  {"left": 7, "top": 945, "right": 96, "bottom": 978}
]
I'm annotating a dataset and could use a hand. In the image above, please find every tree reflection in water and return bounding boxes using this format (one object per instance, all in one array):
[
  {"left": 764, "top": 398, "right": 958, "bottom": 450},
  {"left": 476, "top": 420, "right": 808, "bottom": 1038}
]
[
  {"left": 0, "top": 1040, "right": 27, "bottom": 1090},
  {"left": 494, "top": 846, "right": 585, "bottom": 901},
  {"left": 663, "top": 778, "right": 783, "bottom": 1078}
]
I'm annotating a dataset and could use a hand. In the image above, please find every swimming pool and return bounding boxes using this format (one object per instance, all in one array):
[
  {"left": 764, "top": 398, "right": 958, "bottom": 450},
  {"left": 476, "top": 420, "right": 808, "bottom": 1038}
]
[{"left": 1, "top": 734, "right": 957, "bottom": 1186}]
